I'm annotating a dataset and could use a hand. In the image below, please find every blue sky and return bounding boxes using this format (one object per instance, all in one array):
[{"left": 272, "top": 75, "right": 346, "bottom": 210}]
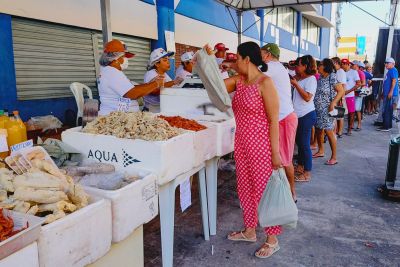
[{"left": 339, "top": 1, "right": 392, "bottom": 59}]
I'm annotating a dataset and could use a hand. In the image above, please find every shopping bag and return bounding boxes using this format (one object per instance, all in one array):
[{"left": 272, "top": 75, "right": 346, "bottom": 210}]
[{"left": 258, "top": 168, "right": 298, "bottom": 228}]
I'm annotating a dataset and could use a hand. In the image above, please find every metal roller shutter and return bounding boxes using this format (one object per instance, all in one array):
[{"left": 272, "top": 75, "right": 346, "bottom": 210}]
[
  {"left": 12, "top": 18, "right": 151, "bottom": 101},
  {"left": 12, "top": 18, "right": 97, "bottom": 100}
]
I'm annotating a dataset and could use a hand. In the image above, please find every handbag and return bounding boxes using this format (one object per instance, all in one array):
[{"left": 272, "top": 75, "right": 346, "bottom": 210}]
[
  {"left": 257, "top": 168, "right": 298, "bottom": 228},
  {"left": 328, "top": 74, "right": 345, "bottom": 118}
]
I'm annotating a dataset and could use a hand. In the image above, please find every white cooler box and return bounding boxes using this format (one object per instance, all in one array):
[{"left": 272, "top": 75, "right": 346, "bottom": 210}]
[
  {"left": 0, "top": 242, "right": 39, "bottom": 267},
  {"left": 83, "top": 169, "right": 158, "bottom": 243},
  {"left": 158, "top": 113, "right": 218, "bottom": 167},
  {"left": 38, "top": 198, "right": 112, "bottom": 267},
  {"left": 160, "top": 88, "right": 233, "bottom": 119},
  {"left": 62, "top": 127, "right": 195, "bottom": 185},
  {"left": 187, "top": 115, "right": 236, "bottom": 157}
]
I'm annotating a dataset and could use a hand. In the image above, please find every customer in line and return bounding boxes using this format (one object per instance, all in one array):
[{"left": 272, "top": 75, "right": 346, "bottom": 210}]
[
  {"left": 143, "top": 48, "right": 183, "bottom": 112},
  {"left": 291, "top": 55, "right": 317, "bottom": 182},
  {"left": 331, "top": 57, "right": 347, "bottom": 138},
  {"left": 216, "top": 42, "right": 282, "bottom": 259},
  {"left": 313, "top": 59, "right": 344, "bottom": 165},
  {"left": 97, "top": 39, "right": 164, "bottom": 115},
  {"left": 261, "top": 43, "right": 298, "bottom": 201},
  {"left": 377, "top": 57, "right": 399, "bottom": 131},
  {"left": 341, "top": 58, "right": 360, "bottom": 136},
  {"left": 351, "top": 61, "right": 366, "bottom": 131}
]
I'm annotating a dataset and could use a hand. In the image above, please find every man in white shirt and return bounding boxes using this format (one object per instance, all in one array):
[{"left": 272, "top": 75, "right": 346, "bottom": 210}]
[
  {"left": 341, "top": 58, "right": 361, "bottom": 136},
  {"left": 175, "top": 51, "right": 194, "bottom": 80},
  {"left": 331, "top": 57, "right": 347, "bottom": 137},
  {"left": 261, "top": 43, "right": 298, "bottom": 201}
]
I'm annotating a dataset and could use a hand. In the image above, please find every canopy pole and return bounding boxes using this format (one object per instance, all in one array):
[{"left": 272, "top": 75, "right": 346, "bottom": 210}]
[
  {"left": 385, "top": 1, "right": 398, "bottom": 76},
  {"left": 237, "top": 10, "right": 242, "bottom": 45},
  {"left": 100, "top": 0, "right": 112, "bottom": 46}
]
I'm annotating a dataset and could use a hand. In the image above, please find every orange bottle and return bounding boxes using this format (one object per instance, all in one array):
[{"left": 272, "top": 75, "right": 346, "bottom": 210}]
[{"left": 5, "top": 111, "right": 27, "bottom": 151}]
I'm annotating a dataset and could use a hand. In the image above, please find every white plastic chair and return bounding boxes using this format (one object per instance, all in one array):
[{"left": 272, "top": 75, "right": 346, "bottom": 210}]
[{"left": 70, "top": 82, "right": 93, "bottom": 126}]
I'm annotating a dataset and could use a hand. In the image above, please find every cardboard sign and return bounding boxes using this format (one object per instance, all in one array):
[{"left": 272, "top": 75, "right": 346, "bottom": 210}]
[
  {"left": 10, "top": 139, "right": 33, "bottom": 153},
  {"left": 180, "top": 177, "right": 192, "bottom": 212},
  {"left": 117, "top": 97, "right": 132, "bottom": 113},
  {"left": 0, "top": 129, "right": 8, "bottom": 153}
]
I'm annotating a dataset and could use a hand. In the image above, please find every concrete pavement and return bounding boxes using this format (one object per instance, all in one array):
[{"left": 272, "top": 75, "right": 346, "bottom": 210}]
[{"left": 144, "top": 115, "right": 400, "bottom": 267}]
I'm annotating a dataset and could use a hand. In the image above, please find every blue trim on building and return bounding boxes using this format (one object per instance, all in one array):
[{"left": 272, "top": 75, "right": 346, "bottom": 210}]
[
  {"left": 140, "top": 0, "right": 155, "bottom": 5},
  {"left": 320, "top": 4, "right": 332, "bottom": 59},
  {"left": 175, "top": 0, "right": 260, "bottom": 40},
  {"left": 0, "top": 13, "right": 77, "bottom": 122},
  {"left": 152, "top": 0, "right": 175, "bottom": 78}
]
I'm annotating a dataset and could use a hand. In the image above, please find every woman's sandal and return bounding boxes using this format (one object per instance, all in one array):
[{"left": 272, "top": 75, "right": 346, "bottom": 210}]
[
  {"left": 325, "top": 159, "right": 338, "bottom": 166},
  {"left": 295, "top": 173, "right": 311, "bottom": 182},
  {"left": 227, "top": 231, "right": 257, "bottom": 243},
  {"left": 312, "top": 153, "right": 324, "bottom": 158},
  {"left": 255, "top": 242, "right": 280, "bottom": 259}
]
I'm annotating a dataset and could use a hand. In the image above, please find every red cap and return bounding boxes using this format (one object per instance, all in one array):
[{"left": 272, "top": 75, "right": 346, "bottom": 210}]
[
  {"left": 104, "top": 39, "right": 135, "bottom": 58},
  {"left": 341, "top": 58, "right": 350, "bottom": 65},
  {"left": 214, "top": 43, "right": 229, "bottom": 51},
  {"left": 225, "top": 53, "right": 237, "bottom": 62}
]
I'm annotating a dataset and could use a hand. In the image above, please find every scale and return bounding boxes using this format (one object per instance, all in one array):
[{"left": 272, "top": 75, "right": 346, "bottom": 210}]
[{"left": 160, "top": 76, "right": 233, "bottom": 118}]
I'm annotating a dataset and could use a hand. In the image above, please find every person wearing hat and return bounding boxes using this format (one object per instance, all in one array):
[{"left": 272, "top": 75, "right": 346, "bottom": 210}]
[
  {"left": 97, "top": 39, "right": 165, "bottom": 115},
  {"left": 378, "top": 57, "right": 399, "bottom": 131},
  {"left": 351, "top": 60, "right": 366, "bottom": 131},
  {"left": 261, "top": 43, "right": 298, "bottom": 201},
  {"left": 341, "top": 58, "right": 360, "bottom": 135},
  {"left": 214, "top": 43, "right": 230, "bottom": 79},
  {"left": 176, "top": 51, "right": 194, "bottom": 80},
  {"left": 143, "top": 48, "right": 183, "bottom": 112}
]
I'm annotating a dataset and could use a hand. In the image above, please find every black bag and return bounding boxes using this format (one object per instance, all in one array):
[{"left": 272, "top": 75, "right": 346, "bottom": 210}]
[{"left": 328, "top": 74, "right": 345, "bottom": 118}]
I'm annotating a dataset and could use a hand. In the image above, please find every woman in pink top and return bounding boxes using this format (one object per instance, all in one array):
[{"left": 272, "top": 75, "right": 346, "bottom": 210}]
[{"left": 213, "top": 42, "right": 282, "bottom": 259}]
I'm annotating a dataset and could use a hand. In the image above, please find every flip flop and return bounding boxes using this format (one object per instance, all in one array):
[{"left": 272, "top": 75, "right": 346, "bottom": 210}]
[
  {"left": 295, "top": 173, "right": 310, "bottom": 182},
  {"left": 310, "top": 146, "right": 318, "bottom": 150},
  {"left": 255, "top": 242, "right": 280, "bottom": 259},
  {"left": 227, "top": 231, "right": 257, "bottom": 243},
  {"left": 325, "top": 160, "right": 338, "bottom": 166},
  {"left": 312, "top": 153, "right": 324, "bottom": 158},
  {"left": 355, "top": 128, "right": 361, "bottom": 131}
]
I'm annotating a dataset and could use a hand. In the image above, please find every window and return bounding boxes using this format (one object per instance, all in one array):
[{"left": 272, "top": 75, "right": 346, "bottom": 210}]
[
  {"left": 276, "top": 7, "right": 297, "bottom": 34},
  {"left": 301, "top": 18, "right": 320, "bottom": 45}
]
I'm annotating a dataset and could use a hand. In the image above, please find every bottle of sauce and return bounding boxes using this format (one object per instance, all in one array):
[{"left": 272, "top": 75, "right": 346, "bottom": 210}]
[{"left": 0, "top": 110, "right": 9, "bottom": 159}]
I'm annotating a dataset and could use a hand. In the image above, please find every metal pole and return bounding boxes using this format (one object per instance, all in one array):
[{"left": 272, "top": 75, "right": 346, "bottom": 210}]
[
  {"left": 384, "top": 1, "right": 397, "bottom": 76},
  {"left": 257, "top": 10, "right": 265, "bottom": 47},
  {"left": 100, "top": 0, "right": 112, "bottom": 46},
  {"left": 237, "top": 11, "right": 242, "bottom": 45}
]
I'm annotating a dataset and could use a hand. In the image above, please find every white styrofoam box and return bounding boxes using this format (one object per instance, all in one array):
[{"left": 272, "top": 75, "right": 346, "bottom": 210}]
[
  {"left": 38, "top": 198, "right": 112, "bottom": 267},
  {"left": 157, "top": 113, "right": 218, "bottom": 167},
  {"left": 160, "top": 88, "right": 233, "bottom": 119},
  {"left": 185, "top": 115, "right": 236, "bottom": 156},
  {"left": 61, "top": 127, "right": 195, "bottom": 185},
  {"left": 192, "top": 122, "right": 218, "bottom": 166},
  {"left": 0, "top": 242, "right": 39, "bottom": 267},
  {"left": 82, "top": 169, "right": 158, "bottom": 243}
]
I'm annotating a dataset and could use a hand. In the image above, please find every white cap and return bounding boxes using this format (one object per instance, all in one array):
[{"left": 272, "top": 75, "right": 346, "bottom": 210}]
[
  {"left": 357, "top": 61, "right": 365, "bottom": 68},
  {"left": 181, "top": 51, "right": 194, "bottom": 62},
  {"left": 385, "top": 57, "right": 395, "bottom": 64},
  {"left": 351, "top": 60, "right": 359, "bottom": 65},
  {"left": 148, "top": 48, "right": 174, "bottom": 69}
]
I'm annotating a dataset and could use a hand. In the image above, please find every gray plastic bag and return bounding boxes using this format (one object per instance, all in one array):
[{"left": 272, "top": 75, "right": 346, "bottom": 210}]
[
  {"left": 258, "top": 168, "right": 298, "bottom": 228},
  {"left": 193, "top": 48, "right": 232, "bottom": 112}
]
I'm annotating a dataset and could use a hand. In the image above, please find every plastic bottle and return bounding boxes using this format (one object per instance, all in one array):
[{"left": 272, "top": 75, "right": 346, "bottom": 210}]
[{"left": 5, "top": 111, "right": 27, "bottom": 150}]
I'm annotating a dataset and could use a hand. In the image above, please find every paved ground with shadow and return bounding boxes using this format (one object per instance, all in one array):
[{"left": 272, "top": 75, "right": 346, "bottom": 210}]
[{"left": 144, "top": 115, "right": 400, "bottom": 267}]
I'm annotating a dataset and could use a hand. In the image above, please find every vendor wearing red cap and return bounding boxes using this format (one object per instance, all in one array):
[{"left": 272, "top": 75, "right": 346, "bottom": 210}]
[
  {"left": 214, "top": 43, "right": 230, "bottom": 79},
  {"left": 143, "top": 48, "right": 183, "bottom": 112},
  {"left": 98, "top": 39, "right": 164, "bottom": 115}
]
